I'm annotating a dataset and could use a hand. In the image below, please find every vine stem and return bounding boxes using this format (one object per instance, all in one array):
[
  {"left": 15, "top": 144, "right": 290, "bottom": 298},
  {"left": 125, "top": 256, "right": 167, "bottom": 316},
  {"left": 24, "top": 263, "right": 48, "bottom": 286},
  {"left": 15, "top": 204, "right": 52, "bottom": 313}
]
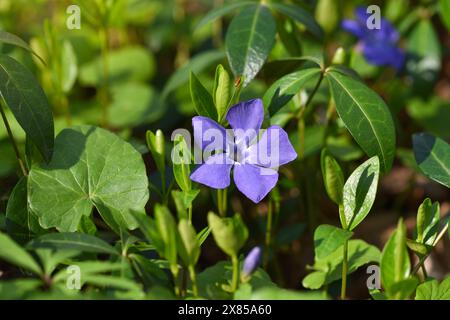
[
  {"left": 263, "top": 199, "right": 273, "bottom": 269},
  {"left": 188, "top": 265, "right": 198, "bottom": 298},
  {"left": 0, "top": 100, "right": 28, "bottom": 176},
  {"left": 231, "top": 254, "right": 239, "bottom": 293},
  {"left": 412, "top": 223, "right": 448, "bottom": 275},
  {"left": 341, "top": 239, "right": 349, "bottom": 300},
  {"left": 217, "top": 188, "right": 227, "bottom": 217}
]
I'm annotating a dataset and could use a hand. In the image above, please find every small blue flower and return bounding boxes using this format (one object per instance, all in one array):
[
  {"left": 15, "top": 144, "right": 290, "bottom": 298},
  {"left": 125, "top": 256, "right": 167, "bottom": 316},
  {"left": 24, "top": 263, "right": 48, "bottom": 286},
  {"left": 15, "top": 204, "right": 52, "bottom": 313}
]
[
  {"left": 242, "top": 246, "right": 262, "bottom": 277},
  {"left": 190, "top": 99, "right": 297, "bottom": 203},
  {"left": 342, "top": 7, "right": 405, "bottom": 70}
]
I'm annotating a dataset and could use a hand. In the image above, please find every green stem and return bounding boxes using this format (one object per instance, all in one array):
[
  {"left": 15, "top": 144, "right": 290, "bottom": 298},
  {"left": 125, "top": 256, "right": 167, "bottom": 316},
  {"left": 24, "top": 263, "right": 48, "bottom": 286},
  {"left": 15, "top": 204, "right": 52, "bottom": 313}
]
[
  {"left": 0, "top": 100, "right": 28, "bottom": 176},
  {"left": 172, "top": 267, "right": 181, "bottom": 297},
  {"left": 188, "top": 205, "right": 193, "bottom": 223},
  {"left": 217, "top": 189, "right": 227, "bottom": 217},
  {"left": 99, "top": 27, "right": 110, "bottom": 128},
  {"left": 341, "top": 239, "right": 348, "bottom": 300},
  {"left": 412, "top": 223, "right": 448, "bottom": 275},
  {"left": 188, "top": 265, "right": 198, "bottom": 298},
  {"left": 263, "top": 199, "right": 273, "bottom": 269},
  {"left": 231, "top": 254, "right": 239, "bottom": 293},
  {"left": 421, "top": 264, "right": 428, "bottom": 279}
]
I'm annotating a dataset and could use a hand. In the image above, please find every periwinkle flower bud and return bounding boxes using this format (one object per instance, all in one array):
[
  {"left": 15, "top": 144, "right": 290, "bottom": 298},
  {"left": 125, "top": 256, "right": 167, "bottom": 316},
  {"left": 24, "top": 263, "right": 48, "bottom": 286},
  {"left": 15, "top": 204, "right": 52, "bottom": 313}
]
[{"left": 242, "top": 246, "right": 262, "bottom": 278}]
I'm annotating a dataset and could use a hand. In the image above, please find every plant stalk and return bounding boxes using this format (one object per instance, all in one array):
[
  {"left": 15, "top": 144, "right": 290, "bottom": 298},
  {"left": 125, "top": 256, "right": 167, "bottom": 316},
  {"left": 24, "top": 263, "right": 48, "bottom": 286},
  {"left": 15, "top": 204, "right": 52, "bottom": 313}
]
[
  {"left": 341, "top": 239, "right": 349, "bottom": 300},
  {"left": 0, "top": 100, "right": 28, "bottom": 176},
  {"left": 263, "top": 199, "right": 273, "bottom": 269},
  {"left": 231, "top": 254, "right": 239, "bottom": 293},
  {"left": 188, "top": 265, "right": 198, "bottom": 298}
]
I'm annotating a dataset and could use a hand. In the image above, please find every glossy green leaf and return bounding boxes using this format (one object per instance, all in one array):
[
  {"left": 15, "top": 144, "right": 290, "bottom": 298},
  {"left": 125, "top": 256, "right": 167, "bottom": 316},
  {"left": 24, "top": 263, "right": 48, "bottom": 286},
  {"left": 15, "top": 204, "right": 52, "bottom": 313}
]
[
  {"left": 342, "top": 156, "right": 380, "bottom": 230},
  {"left": 326, "top": 71, "right": 396, "bottom": 172},
  {"left": 172, "top": 134, "right": 192, "bottom": 192},
  {"left": 320, "top": 148, "right": 345, "bottom": 206},
  {"left": 0, "top": 54, "right": 54, "bottom": 162},
  {"left": 6, "top": 177, "right": 44, "bottom": 242},
  {"left": 380, "top": 219, "right": 410, "bottom": 293},
  {"left": 389, "top": 277, "right": 419, "bottom": 300},
  {"left": 416, "top": 198, "right": 440, "bottom": 245},
  {"left": 415, "top": 276, "right": 450, "bottom": 300},
  {"left": 302, "top": 240, "right": 380, "bottom": 289},
  {"left": 314, "top": 224, "right": 353, "bottom": 260},
  {"left": 0, "top": 231, "right": 42, "bottom": 275},
  {"left": 263, "top": 67, "right": 322, "bottom": 116},
  {"left": 195, "top": 1, "right": 256, "bottom": 29},
  {"left": 0, "top": 30, "right": 45, "bottom": 64},
  {"left": 208, "top": 212, "right": 248, "bottom": 257},
  {"left": 413, "top": 133, "right": 450, "bottom": 188},
  {"left": 406, "top": 239, "right": 432, "bottom": 256},
  {"left": 189, "top": 71, "right": 217, "bottom": 119},
  {"left": 177, "top": 219, "right": 200, "bottom": 267},
  {"left": 225, "top": 4, "right": 276, "bottom": 86},
  {"left": 269, "top": 2, "right": 324, "bottom": 39},
  {"left": 27, "top": 232, "right": 118, "bottom": 255},
  {"left": 28, "top": 126, "right": 149, "bottom": 232},
  {"left": 213, "top": 64, "right": 231, "bottom": 123}
]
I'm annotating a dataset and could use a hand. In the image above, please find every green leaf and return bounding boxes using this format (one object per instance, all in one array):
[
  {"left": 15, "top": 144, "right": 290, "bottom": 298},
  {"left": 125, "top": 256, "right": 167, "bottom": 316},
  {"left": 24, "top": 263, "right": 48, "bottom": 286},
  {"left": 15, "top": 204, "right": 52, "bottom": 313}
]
[
  {"left": 389, "top": 277, "right": 419, "bottom": 300},
  {"left": 314, "top": 224, "right": 353, "bottom": 260},
  {"left": 315, "top": 0, "right": 339, "bottom": 34},
  {"left": 6, "top": 177, "right": 44, "bottom": 242},
  {"left": 60, "top": 40, "right": 78, "bottom": 93},
  {"left": 154, "top": 205, "right": 178, "bottom": 273},
  {"left": 249, "top": 287, "right": 327, "bottom": 300},
  {"left": 0, "top": 231, "right": 42, "bottom": 275},
  {"left": 0, "top": 279, "right": 42, "bottom": 299},
  {"left": 195, "top": 1, "right": 256, "bottom": 29},
  {"left": 439, "top": 0, "right": 450, "bottom": 31},
  {"left": 302, "top": 239, "right": 380, "bottom": 289},
  {"left": 208, "top": 212, "right": 248, "bottom": 257},
  {"left": 162, "top": 50, "right": 225, "bottom": 100},
  {"left": 28, "top": 126, "right": 149, "bottom": 232},
  {"left": 189, "top": 72, "right": 217, "bottom": 119},
  {"left": 171, "top": 189, "right": 200, "bottom": 220},
  {"left": 380, "top": 219, "right": 410, "bottom": 293},
  {"left": 269, "top": 2, "right": 324, "bottom": 39},
  {"left": 146, "top": 129, "right": 165, "bottom": 175},
  {"left": 415, "top": 276, "right": 450, "bottom": 300},
  {"left": 406, "top": 239, "right": 432, "bottom": 256},
  {"left": 0, "top": 30, "right": 45, "bottom": 64},
  {"left": 213, "top": 64, "right": 231, "bottom": 123},
  {"left": 197, "top": 226, "right": 211, "bottom": 246},
  {"left": 27, "top": 232, "right": 118, "bottom": 255},
  {"left": 413, "top": 133, "right": 450, "bottom": 188},
  {"left": 342, "top": 156, "right": 380, "bottom": 231},
  {"left": 172, "top": 134, "right": 192, "bottom": 192},
  {"left": 0, "top": 54, "right": 54, "bottom": 162},
  {"left": 263, "top": 67, "right": 322, "bottom": 116},
  {"left": 416, "top": 198, "right": 440, "bottom": 245},
  {"left": 406, "top": 19, "right": 441, "bottom": 94},
  {"left": 320, "top": 148, "right": 345, "bottom": 206},
  {"left": 177, "top": 219, "right": 200, "bottom": 267},
  {"left": 326, "top": 71, "right": 396, "bottom": 172},
  {"left": 225, "top": 4, "right": 276, "bottom": 86}
]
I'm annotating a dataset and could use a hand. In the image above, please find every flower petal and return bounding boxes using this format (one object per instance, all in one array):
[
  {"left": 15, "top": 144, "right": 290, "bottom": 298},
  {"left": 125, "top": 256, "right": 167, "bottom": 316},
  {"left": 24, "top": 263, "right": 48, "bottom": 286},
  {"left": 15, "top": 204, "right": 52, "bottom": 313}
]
[
  {"left": 245, "top": 125, "right": 297, "bottom": 168},
  {"left": 192, "top": 116, "right": 230, "bottom": 152},
  {"left": 190, "top": 153, "right": 233, "bottom": 189},
  {"left": 341, "top": 20, "right": 366, "bottom": 38},
  {"left": 233, "top": 163, "right": 278, "bottom": 203},
  {"left": 226, "top": 99, "right": 264, "bottom": 133}
]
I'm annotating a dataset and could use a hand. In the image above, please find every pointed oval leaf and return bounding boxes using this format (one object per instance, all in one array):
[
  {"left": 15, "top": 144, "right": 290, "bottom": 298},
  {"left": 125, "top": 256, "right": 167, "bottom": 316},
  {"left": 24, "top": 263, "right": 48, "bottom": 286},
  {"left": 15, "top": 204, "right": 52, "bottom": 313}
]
[
  {"left": 0, "top": 232, "right": 42, "bottom": 275},
  {"left": 225, "top": 4, "right": 276, "bottom": 86},
  {"left": 320, "top": 148, "right": 345, "bottom": 206},
  {"left": 213, "top": 64, "right": 231, "bottom": 123},
  {"left": 0, "top": 54, "right": 54, "bottom": 162},
  {"left": 195, "top": 1, "right": 257, "bottom": 30},
  {"left": 343, "top": 156, "right": 380, "bottom": 230},
  {"left": 0, "top": 30, "right": 45, "bottom": 64},
  {"left": 189, "top": 72, "right": 217, "bottom": 119},
  {"left": 263, "top": 67, "right": 322, "bottom": 116},
  {"left": 27, "top": 232, "right": 119, "bottom": 255},
  {"left": 326, "top": 71, "right": 396, "bottom": 172},
  {"left": 28, "top": 126, "right": 149, "bottom": 233},
  {"left": 314, "top": 224, "right": 353, "bottom": 260},
  {"left": 413, "top": 133, "right": 450, "bottom": 188}
]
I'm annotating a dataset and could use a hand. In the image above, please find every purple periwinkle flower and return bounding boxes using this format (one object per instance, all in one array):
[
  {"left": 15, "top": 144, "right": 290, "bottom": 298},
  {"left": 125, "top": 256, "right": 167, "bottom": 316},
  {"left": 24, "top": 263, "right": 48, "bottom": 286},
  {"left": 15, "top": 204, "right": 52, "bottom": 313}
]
[
  {"left": 242, "top": 246, "right": 262, "bottom": 277},
  {"left": 341, "top": 7, "right": 405, "bottom": 70},
  {"left": 190, "top": 99, "right": 297, "bottom": 203}
]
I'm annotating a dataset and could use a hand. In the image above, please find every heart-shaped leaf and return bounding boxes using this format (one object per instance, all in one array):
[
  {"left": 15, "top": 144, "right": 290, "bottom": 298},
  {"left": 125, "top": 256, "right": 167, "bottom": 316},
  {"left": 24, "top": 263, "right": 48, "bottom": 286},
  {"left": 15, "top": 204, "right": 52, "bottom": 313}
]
[
  {"left": 225, "top": 4, "right": 276, "bottom": 86},
  {"left": 28, "top": 125, "right": 149, "bottom": 233},
  {"left": 326, "top": 70, "right": 396, "bottom": 172},
  {"left": 342, "top": 156, "right": 380, "bottom": 230},
  {"left": 413, "top": 132, "right": 450, "bottom": 188}
]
